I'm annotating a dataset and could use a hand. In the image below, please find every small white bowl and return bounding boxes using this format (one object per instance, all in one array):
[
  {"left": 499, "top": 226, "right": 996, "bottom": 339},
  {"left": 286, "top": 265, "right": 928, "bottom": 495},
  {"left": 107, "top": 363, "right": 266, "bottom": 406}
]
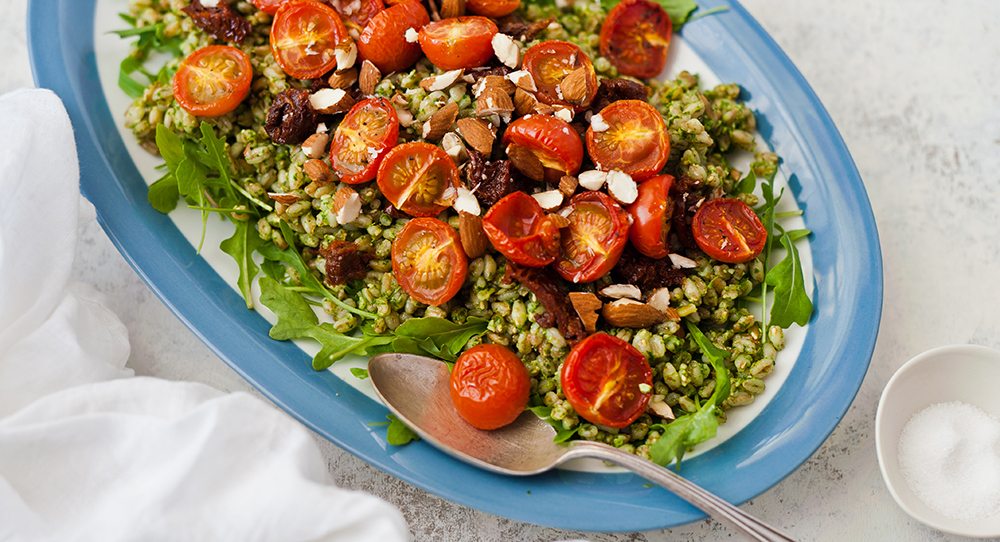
[{"left": 876, "top": 344, "right": 1000, "bottom": 537}]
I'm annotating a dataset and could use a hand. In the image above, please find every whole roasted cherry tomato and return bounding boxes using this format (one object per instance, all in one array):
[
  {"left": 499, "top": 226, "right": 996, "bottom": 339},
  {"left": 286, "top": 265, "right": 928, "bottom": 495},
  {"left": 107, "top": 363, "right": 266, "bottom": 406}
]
[
  {"left": 270, "top": 0, "right": 347, "bottom": 80},
  {"left": 418, "top": 17, "right": 498, "bottom": 70},
  {"left": 326, "top": 0, "right": 385, "bottom": 35},
  {"left": 586, "top": 100, "right": 669, "bottom": 181},
  {"left": 503, "top": 114, "right": 584, "bottom": 184},
  {"left": 172, "top": 45, "right": 253, "bottom": 117},
  {"left": 692, "top": 198, "right": 767, "bottom": 264},
  {"left": 626, "top": 174, "right": 674, "bottom": 259},
  {"left": 465, "top": 0, "right": 520, "bottom": 17},
  {"left": 330, "top": 98, "right": 400, "bottom": 184},
  {"left": 391, "top": 217, "right": 468, "bottom": 306},
  {"left": 554, "top": 191, "right": 630, "bottom": 283},
  {"left": 561, "top": 334, "right": 653, "bottom": 428},
  {"left": 599, "top": 0, "right": 672, "bottom": 79},
  {"left": 522, "top": 41, "right": 598, "bottom": 112},
  {"left": 358, "top": 0, "right": 429, "bottom": 74},
  {"left": 377, "top": 142, "right": 461, "bottom": 217},
  {"left": 251, "top": 0, "right": 286, "bottom": 14},
  {"left": 450, "top": 344, "right": 530, "bottom": 430},
  {"left": 482, "top": 191, "right": 561, "bottom": 267}
]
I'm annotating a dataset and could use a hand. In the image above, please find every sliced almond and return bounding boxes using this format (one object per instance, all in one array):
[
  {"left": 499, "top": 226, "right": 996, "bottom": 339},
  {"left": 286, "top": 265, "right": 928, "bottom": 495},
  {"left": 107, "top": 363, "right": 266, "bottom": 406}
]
[
  {"left": 334, "top": 39, "right": 358, "bottom": 71},
  {"left": 506, "top": 143, "right": 545, "bottom": 182},
  {"left": 453, "top": 185, "right": 481, "bottom": 216},
  {"left": 420, "top": 69, "right": 464, "bottom": 92},
  {"left": 599, "top": 284, "right": 642, "bottom": 300},
  {"left": 394, "top": 105, "right": 416, "bottom": 128},
  {"left": 578, "top": 169, "right": 608, "bottom": 191},
  {"left": 559, "top": 175, "right": 578, "bottom": 196},
  {"left": 491, "top": 33, "right": 520, "bottom": 69},
  {"left": 440, "top": 0, "right": 466, "bottom": 18},
  {"left": 309, "top": 88, "right": 355, "bottom": 114},
  {"left": 646, "top": 288, "right": 672, "bottom": 313},
  {"left": 441, "top": 131, "right": 468, "bottom": 163},
  {"left": 668, "top": 253, "right": 699, "bottom": 269},
  {"left": 327, "top": 67, "right": 358, "bottom": 90},
  {"left": 422, "top": 102, "right": 459, "bottom": 141},
  {"left": 301, "top": 132, "right": 330, "bottom": 159},
  {"left": 513, "top": 88, "right": 537, "bottom": 117},
  {"left": 303, "top": 159, "right": 331, "bottom": 185},
  {"left": 648, "top": 397, "right": 675, "bottom": 420},
  {"left": 568, "top": 292, "right": 601, "bottom": 335},
  {"left": 359, "top": 60, "right": 381, "bottom": 95},
  {"left": 333, "top": 187, "right": 362, "bottom": 225},
  {"left": 268, "top": 192, "right": 300, "bottom": 205},
  {"left": 602, "top": 298, "right": 667, "bottom": 328},
  {"left": 456, "top": 117, "right": 496, "bottom": 155},
  {"left": 606, "top": 169, "right": 637, "bottom": 204},
  {"left": 458, "top": 211, "right": 488, "bottom": 259},
  {"left": 475, "top": 87, "right": 515, "bottom": 119},
  {"left": 532, "top": 189, "right": 563, "bottom": 210},
  {"left": 559, "top": 66, "right": 590, "bottom": 106}
]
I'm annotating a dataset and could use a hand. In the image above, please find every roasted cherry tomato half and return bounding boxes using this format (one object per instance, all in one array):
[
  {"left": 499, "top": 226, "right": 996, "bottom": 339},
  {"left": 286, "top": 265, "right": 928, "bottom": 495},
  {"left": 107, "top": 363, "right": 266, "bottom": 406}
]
[
  {"left": 251, "top": 0, "right": 286, "bottom": 14},
  {"left": 482, "top": 191, "right": 562, "bottom": 267},
  {"left": 554, "top": 191, "right": 630, "bottom": 283},
  {"left": 522, "top": 41, "right": 598, "bottom": 112},
  {"left": 450, "top": 344, "right": 531, "bottom": 430},
  {"left": 358, "top": 0, "right": 430, "bottom": 74},
  {"left": 377, "top": 142, "right": 461, "bottom": 217},
  {"left": 503, "top": 114, "right": 584, "bottom": 184},
  {"left": 418, "top": 17, "right": 498, "bottom": 70},
  {"left": 391, "top": 217, "right": 468, "bottom": 306},
  {"left": 327, "top": 0, "right": 385, "bottom": 35},
  {"left": 330, "top": 98, "right": 400, "bottom": 184},
  {"left": 586, "top": 100, "right": 669, "bottom": 181},
  {"left": 626, "top": 174, "right": 674, "bottom": 259},
  {"left": 270, "top": 0, "right": 348, "bottom": 80},
  {"left": 561, "top": 334, "right": 653, "bottom": 428},
  {"left": 466, "top": 0, "right": 520, "bottom": 17},
  {"left": 692, "top": 198, "right": 767, "bottom": 264},
  {"left": 599, "top": 0, "right": 672, "bottom": 79},
  {"left": 172, "top": 45, "right": 253, "bottom": 117}
]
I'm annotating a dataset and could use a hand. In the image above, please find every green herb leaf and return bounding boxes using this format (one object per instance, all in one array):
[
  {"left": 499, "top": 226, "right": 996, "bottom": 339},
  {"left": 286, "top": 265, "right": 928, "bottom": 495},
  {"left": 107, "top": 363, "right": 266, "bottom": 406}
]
[
  {"left": 734, "top": 170, "right": 756, "bottom": 195},
  {"left": 197, "top": 122, "right": 236, "bottom": 197},
  {"left": 350, "top": 368, "right": 369, "bottom": 380},
  {"left": 389, "top": 316, "right": 489, "bottom": 361},
  {"left": 657, "top": 0, "right": 699, "bottom": 27},
  {"left": 386, "top": 415, "right": 420, "bottom": 445},
  {"left": 765, "top": 230, "right": 813, "bottom": 328},
  {"left": 528, "top": 406, "right": 579, "bottom": 443},
  {"left": 147, "top": 173, "right": 180, "bottom": 213},
  {"left": 118, "top": 63, "right": 147, "bottom": 98},
  {"left": 685, "top": 321, "right": 731, "bottom": 408},
  {"left": 220, "top": 220, "right": 265, "bottom": 309}
]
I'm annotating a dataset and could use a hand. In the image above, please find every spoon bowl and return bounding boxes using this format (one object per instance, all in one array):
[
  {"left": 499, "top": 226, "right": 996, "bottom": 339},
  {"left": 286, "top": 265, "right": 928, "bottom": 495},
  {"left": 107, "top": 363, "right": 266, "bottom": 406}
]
[{"left": 368, "top": 352, "right": 797, "bottom": 541}]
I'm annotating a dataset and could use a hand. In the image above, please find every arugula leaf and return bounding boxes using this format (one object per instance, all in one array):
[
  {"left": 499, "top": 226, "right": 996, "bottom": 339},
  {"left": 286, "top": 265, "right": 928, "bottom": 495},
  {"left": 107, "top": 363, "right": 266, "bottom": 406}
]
[
  {"left": 528, "top": 406, "right": 579, "bottom": 443},
  {"left": 196, "top": 122, "right": 236, "bottom": 198},
  {"left": 387, "top": 317, "right": 489, "bottom": 361},
  {"left": 658, "top": 0, "right": 699, "bottom": 27},
  {"left": 386, "top": 415, "right": 420, "bottom": 445},
  {"left": 765, "top": 230, "right": 813, "bottom": 328},
  {"left": 649, "top": 322, "right": 731, "bottom": 469},
  {"left": 350, "top": 368, "right": 369, "bottom": 379},
  {"left": 258, "top": 277, "right": 392, "bottom": 370},
  {"left": 147, "top": 173, "right": 179, "bottom": 213},
  {"left": 220, "top": 221, "right": 265, "bottom": 309},
  {"left": 734, "top": 170, "right": 756, "bottom": 195}
]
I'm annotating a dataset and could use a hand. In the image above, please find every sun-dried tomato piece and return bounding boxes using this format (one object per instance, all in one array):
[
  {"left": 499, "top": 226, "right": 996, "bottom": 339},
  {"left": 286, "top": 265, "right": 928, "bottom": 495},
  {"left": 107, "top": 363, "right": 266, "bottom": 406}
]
[
  {"left": 611, "top": 245, "right": 689, "bottom": 291},
  {"left": 495, "top": 14, "right": 556, "bottom": 41},
  {"left": 320, "top": 240, "right": 369, "bottom": 286},
  {"left": 504, "top": 263, "right": 587, "bottom": 345},
  {"left": 265, "top": 89, "right": 318, "bottom": 145},
  {"left": 590, "top": 78, "right": 650, "bottom": 112},
  {"left": 182, "top": 0, "right": 251, "bottom": 44},
  {"left": 671, "top": 174, "right": 704, "bottom": 250}
]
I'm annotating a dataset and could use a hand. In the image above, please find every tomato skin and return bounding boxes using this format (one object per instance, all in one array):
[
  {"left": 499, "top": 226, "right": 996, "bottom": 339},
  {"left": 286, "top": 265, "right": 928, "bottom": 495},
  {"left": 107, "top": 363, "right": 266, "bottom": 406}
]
[
  {"left": 270, "top": 0, "right": 348, "bottom": 80},
  {"left": 330, "top": 98, "right": 400, "bottom": 185},
  {"left": 327, "top": 0, "right": 385, "bottom": 34},
  {"left": 586, "top": 100, "right": 669, "bottom": 181},
  {"left": 599, "top": 0, "right": 672, "bottom": 79},
  {"left": 251, "top": 0, "right": 286, "bottom": 14},
  {"left": 554, "top": 191, "right": 631, "bottom": 283},
  {"left": 465, "top": 0, "right": 520, "bottom": 17},
  {"left": 522, "top": 41, "right": 598, "bottom": 112},
  {"left": 377, "top": 142, "right": 461, "bottom": 217},
  {"left": 358, "top": 0, "right": 430, "bottom": 74},
  {"left": 482, "top": 191, "right": 561, "bottom": 267},
  {"left": 418, "top": 17, "right": 498, "bottom": 70},
  {"left": 391, "top": 217, "right": 468, "bottom": 306},
  {"left": 172, "top": 45, "right": 253, "bottom": 117},
  {"left": 450, "top": 344, "right": 531, "bottom": 430},
  {"left": 561, "top": 334, "right": 653, "bottom": 429},
  {"left": 692, "top": 198, "right": 768, "bottom": 264},
  {"left": 626, "top": 174, "right": 674, "bottom": 259},
  {"left": 503, "top": 114, "right": 584, "bottom": 184}
]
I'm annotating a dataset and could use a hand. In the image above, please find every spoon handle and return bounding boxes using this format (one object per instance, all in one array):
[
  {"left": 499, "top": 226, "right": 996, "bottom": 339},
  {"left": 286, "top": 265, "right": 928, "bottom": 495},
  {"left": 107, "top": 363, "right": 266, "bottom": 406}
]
[{"left": 568, "top": 442, "right": 797, "bottom": 541}]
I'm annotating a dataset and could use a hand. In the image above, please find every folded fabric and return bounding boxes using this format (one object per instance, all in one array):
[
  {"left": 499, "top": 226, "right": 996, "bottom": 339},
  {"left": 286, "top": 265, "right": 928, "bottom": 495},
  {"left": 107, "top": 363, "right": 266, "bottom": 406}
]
[{"left": 0, "top": 89, "right": 408, "bottom": 542}]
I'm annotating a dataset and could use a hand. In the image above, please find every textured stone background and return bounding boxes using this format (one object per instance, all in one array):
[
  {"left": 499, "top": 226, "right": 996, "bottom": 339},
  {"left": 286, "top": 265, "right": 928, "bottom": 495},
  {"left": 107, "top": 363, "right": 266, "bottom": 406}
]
[{"left": 5, "top": 0, "right": 1000, "bottom": 539}]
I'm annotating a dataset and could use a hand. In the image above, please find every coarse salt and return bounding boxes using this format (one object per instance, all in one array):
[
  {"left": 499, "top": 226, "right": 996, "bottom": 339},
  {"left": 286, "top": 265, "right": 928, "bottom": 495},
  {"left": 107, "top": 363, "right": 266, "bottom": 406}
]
[{"left": 897, "top": 400, "right": 1000, "bottom": 521}]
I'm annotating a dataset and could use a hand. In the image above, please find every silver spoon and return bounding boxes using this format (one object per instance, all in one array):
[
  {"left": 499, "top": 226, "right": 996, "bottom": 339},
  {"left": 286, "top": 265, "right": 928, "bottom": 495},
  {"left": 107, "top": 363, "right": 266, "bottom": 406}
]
[{"left": 368, "top": 352, "right": 797, "bottom": 541}]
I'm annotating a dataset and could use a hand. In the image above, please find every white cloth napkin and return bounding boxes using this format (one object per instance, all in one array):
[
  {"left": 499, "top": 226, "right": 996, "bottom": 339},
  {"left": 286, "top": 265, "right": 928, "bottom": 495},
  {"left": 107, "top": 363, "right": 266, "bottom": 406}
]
[{"left": 0, "top": 88, "right": 409, "bottom": 542}]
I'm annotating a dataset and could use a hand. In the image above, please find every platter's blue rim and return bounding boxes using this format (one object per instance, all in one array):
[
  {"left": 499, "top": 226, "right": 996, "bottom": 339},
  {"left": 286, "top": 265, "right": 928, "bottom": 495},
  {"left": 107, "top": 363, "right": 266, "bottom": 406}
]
[{"left": 27, "top": 0, "right": 882, "bottom": 532}]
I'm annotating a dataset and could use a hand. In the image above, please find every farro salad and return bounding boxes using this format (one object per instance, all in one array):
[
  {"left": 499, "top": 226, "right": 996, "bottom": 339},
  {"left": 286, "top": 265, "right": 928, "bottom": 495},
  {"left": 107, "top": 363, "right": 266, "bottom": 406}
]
[{"left": 116, "top": 0, "right": 812, "bottom": 468}]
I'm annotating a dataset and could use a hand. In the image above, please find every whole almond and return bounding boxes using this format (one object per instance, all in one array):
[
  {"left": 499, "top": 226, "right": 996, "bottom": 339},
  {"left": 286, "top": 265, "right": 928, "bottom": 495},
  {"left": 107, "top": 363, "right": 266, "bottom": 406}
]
[
  {"left": 476, "top": 87, "right": 515, "bottom": 118},
  {"left": 304, "top": 159, "right": 331, "bottom": 185},
  {"left": 513, "top": 88, "right": 537, "bottom": 117},
  {"left": 458, "top": 211, "right": 488, "bottom": 259},
  {"left": 359, "top": 60, "right": 381, "bottom": 95},
  {"left": 602, "top": 298, "right": 667, "bottom": 328},
  {"left": 559, "top": 66, "right": 591, "bottom": 106},
  {"left": 422, "top": 102, "right": 459, "bottom": 141},
  {"left": 327, "top": 67, "right": 359, "bottom": 90},
  {"left": 440, "top": 0, "right": 466, "bottom": 19},
  {"left": 506, "top": 143, "right": 545, "bottom": 182},
  {"left": 456, "top": 117, "right": 496, "bottom": 155},
  {"left": 333, "top": 186, "right": 362, "bottom": 225},
  {"left": 268, "top": 192, "right": 300, "bottom": 205}
]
